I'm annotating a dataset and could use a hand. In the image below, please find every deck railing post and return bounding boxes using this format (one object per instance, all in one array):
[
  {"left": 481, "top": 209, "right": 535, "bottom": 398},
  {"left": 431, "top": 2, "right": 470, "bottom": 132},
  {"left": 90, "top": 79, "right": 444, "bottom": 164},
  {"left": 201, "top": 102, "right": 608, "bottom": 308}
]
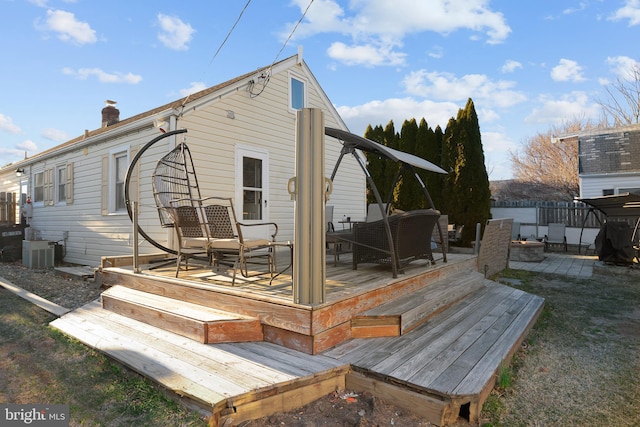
[{"left": 289, "top": 108, "right": 326, "bottom": 305}]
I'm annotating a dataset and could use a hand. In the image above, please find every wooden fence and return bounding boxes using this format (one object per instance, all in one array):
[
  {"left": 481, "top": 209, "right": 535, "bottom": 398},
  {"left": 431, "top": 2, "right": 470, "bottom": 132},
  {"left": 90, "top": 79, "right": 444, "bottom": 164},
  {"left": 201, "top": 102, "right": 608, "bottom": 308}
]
[{"left": 491, "top": 201, "right": 607, "bottom": 228}]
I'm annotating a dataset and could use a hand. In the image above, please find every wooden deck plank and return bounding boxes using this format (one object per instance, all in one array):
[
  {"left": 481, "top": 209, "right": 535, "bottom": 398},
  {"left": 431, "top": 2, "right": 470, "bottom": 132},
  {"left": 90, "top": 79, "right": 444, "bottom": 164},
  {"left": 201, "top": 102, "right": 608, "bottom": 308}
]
[
  {"left": 68, "top": 301, "right": 320, "bottom": 383},
  {"left": 50, "top": 304, "right": 232, "bottom": 407},
  {"left": 335, "top": 285, "right": 507, "bottom": 369},
  {"left": 369, "top": 285, "right": 520, "bottom": 377},
  {"left": 406, "top": 286, "right": 532, "bottom": 389},
  {"left": 102, "top": 285, "right": 255, "bottom": 321},
  {"left": 51, "top": 299, "right": 351, "bottom": 416},
  {"left": 451, "top": 294, "right": 545, "bottom": 396}
]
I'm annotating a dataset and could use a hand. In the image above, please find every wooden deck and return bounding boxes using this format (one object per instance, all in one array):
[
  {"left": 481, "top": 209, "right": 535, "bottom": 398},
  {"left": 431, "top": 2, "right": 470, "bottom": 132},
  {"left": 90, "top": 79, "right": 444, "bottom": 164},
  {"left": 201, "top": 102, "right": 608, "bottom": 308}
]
[{"left": 50, "top": 252, "right": 544, "bottom": 425}]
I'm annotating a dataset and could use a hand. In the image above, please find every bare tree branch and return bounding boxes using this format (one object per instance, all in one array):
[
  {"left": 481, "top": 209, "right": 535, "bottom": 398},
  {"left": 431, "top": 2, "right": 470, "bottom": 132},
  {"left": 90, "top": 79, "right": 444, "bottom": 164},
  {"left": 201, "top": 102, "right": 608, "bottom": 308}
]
[{"left": 510, "top": 118, "right": 598, "bottom": 200}]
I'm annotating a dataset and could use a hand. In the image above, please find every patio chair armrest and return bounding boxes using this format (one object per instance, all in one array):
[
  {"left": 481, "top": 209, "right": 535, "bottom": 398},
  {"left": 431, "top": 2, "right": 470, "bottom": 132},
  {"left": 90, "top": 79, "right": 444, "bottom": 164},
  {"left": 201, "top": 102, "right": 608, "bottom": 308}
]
[{"left": 237, "top": 221, "right": 279, "bottom": 241}]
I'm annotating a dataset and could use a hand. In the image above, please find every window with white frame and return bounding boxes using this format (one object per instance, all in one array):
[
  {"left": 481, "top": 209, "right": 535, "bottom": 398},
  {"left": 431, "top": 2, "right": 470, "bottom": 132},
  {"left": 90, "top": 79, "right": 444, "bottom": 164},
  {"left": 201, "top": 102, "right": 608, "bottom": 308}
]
[{"left": 289, "top": 73, "right": 306, "bottom": 111}]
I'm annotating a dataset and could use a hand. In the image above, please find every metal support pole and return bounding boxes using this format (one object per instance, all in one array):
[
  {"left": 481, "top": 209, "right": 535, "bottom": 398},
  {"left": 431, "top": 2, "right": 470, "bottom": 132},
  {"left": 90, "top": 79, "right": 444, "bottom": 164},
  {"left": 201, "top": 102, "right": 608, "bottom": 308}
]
[
  {"left": 289, "top": 108, "right": 327, "bottom": 305},
  {"left": 132, "top": 200, "right": 140, "bottom": 273}
]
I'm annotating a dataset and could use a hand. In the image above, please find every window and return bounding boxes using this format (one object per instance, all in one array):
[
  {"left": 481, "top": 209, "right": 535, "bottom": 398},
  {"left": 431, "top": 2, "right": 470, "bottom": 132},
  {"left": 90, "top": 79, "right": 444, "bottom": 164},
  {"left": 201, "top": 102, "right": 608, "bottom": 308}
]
[
  {"left": 602, "top": 189, "right": 614, "bottom": 196},
  {"left": 290, "top": 74, "right": 306, "bottom": 111},
  {"left": 619, "top": 187, "right": 640, "bottom": 195},
  {"left": 33, "top": 172, "right": 44, "bottom": 203},
  {"left": 56, "top": 165, "right": 66, "bottom": 203},
  {"left": 114, "top": 152, "right": 127, "bottom": 211}
]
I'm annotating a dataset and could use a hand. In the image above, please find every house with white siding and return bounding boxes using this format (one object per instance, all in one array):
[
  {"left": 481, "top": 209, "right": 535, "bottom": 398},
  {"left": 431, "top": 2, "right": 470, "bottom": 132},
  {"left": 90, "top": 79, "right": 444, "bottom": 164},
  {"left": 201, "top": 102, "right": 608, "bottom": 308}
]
[
  {"left": 0, "top": 53, "right": 365, "bottom": 266},
  {"left": 557, "top": 124, "right": 640, "bottom": 199}
]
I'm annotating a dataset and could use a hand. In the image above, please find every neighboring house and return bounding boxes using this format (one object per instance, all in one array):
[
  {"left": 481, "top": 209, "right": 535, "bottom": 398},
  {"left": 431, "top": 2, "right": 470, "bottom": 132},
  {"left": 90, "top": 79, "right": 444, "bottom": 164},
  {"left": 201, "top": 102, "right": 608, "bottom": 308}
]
[
  {"left": 0, "top": 53, "right": 365, "bottom": 266},
  {"left": 557, "top": 124, "right": 640, "bottom": 199}
]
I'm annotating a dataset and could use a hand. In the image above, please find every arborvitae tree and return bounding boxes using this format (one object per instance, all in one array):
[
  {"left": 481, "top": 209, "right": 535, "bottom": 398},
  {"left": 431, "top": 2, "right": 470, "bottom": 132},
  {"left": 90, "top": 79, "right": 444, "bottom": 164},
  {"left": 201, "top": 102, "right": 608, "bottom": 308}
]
[
  {"left": 397, "top": 119, "right": 421, "bottom": 211},
  {"left": 449, "top": 98, "right": 491, "bottom": 245},
  {"left": 417, "top": 119, "right": 444, "bottom": 210},
  {"left": 440, "top": 116, "right": 459, "bottom": 220},
  {"left": 364, "top": 121, "right": 401, "bottom": 205}
]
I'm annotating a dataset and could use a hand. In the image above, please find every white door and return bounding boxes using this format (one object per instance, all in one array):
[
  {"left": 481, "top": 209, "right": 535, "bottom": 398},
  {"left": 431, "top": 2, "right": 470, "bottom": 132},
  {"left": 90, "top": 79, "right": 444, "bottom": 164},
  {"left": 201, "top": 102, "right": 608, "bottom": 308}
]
[{"left": 235, "top": 146, "right": 269, "bottom": 222}]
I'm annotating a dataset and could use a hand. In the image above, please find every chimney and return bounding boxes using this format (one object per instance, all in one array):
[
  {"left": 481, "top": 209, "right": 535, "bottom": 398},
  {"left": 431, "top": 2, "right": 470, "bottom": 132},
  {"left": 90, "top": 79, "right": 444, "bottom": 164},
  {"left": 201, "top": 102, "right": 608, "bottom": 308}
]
[{"left": 101, "top": 100, "right": 120, "bottom": 127}]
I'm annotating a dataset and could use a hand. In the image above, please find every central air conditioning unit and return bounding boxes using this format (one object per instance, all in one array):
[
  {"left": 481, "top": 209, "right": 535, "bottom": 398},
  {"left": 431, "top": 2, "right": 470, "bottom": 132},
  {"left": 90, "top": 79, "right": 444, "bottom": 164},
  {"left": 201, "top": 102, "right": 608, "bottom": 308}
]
[{"left": 22, "top": 240, "right": 55, "bottom": 269}]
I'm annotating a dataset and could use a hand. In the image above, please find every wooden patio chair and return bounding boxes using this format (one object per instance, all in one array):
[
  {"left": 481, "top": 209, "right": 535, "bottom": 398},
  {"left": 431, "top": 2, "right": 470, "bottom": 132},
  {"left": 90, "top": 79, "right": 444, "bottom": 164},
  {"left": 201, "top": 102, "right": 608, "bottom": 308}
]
[
  {"left": 199, "top": 196, "right": 279, "bottom": 286},
  {"left": 544, "top": 223, "right": 567, "bottom": 251}
]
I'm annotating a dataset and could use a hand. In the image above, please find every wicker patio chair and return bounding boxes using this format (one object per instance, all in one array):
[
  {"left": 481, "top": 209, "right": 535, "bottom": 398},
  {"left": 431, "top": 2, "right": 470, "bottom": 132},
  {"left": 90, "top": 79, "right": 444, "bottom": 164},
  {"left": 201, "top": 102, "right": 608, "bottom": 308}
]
[
  {"left": 168, "top": 202, "right": 211, "bottom": 277},
  {"left": 351, "top": 209, "right": 440, "bottom": 273},
  {"left": 199, "top": 196, "right": 278, "bottom": 286}
]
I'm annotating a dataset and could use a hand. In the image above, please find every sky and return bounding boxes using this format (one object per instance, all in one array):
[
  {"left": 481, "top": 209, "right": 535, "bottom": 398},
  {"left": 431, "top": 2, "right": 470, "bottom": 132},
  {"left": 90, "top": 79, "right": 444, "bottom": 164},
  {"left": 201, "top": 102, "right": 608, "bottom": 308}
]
[{"left": 2, "top": 0, "right": 640, "bottom": 180}]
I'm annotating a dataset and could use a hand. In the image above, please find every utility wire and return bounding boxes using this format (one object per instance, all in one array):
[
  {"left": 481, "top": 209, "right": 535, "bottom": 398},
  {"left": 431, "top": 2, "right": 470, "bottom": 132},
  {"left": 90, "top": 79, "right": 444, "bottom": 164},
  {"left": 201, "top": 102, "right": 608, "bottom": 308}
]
[
  {"left": 180, "top": 0, "right": 253, "bottom": 110},
  {"left": 209, "top": 0, "right": 253, "bottom": 65},
  {"left": 249, "top": 0, "right": 315, "bottom": 97}
]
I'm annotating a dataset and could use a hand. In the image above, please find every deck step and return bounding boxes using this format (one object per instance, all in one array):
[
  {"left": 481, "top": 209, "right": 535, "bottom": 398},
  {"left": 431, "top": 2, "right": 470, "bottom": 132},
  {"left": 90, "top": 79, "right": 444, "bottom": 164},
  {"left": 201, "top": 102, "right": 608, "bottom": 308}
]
[
  {"left": 351, "top": 270, "right": 485, "bottom": 338},
  {"left": 101, "top": 285, "right": 264, "bottom": 344}
]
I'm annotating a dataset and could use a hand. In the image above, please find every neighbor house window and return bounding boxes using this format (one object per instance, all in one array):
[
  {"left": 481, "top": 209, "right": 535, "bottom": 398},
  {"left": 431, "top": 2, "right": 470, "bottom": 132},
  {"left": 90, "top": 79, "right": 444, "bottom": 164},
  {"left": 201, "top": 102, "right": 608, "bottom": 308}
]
[
  {"left": 33, "top": 172, "right": 44, "bottom": 203},
  {"left": 602, "top": 189, "right": 614, "bottom": 196},
  {"left": 290, "top": 74, "right": 306, "bottom": 111}
]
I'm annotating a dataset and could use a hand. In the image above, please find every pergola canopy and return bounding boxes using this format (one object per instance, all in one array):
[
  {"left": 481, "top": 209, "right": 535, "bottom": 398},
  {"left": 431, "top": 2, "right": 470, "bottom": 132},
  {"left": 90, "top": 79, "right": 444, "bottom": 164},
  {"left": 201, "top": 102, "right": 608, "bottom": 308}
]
[
  {"left": 325, "top": 127, "right": 447, "bottom": 174},
  {"left": 578, "top": 193, "right": 640, "bottom": 217}
]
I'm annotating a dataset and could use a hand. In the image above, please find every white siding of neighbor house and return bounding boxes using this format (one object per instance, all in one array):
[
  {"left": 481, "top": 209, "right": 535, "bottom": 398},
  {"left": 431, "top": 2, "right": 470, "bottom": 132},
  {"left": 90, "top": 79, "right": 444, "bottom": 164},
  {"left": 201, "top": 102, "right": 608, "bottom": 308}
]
[
  {"left": 1, "top": 57, "right": 365, "bottom": 266},
  {"left": 580, "top": 174, "right": 640, "bottom": 199}
]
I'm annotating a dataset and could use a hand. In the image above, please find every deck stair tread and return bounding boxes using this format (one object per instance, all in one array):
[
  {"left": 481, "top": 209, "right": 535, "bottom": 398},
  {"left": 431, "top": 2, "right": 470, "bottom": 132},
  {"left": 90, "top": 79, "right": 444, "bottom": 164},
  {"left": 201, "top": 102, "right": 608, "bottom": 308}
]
[
  {"left": 325, "top": 280, "right": 545, "bottom": 398},
  {"left": 101, "top": 285, "right": 264, "bottom": 343},
  {"left": 50, "top": 300, "right": 349, "bottom": 416},
  {"left": 351, "top": 270, "right": 485, "bottom": 337}
]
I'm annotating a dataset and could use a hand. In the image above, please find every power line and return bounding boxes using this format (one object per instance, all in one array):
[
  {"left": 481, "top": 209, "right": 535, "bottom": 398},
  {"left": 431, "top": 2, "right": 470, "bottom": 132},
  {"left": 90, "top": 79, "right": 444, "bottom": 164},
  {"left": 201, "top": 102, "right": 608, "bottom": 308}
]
[
  {"left": 209, "top": 0, "right": 253, "bottom": 65},
  {"left": 249, "top": 0, "right": 315, "bottom": 98}
]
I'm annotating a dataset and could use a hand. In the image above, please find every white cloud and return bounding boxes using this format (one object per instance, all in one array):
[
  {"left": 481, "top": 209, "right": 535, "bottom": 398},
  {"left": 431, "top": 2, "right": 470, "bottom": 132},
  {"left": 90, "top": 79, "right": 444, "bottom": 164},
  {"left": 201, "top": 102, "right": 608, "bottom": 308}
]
[
  {"left": 525, "top": 92, "right": 600, "bottom": 125},
  {"left": 0, "top": 114, "right": 22, "bottom": 134},
  {"left": 17, "top": 139, "right": 39, "bottom": 153},
  {"left": 42, "top": 128, "right": 69, "bottom": 142},
  {"left": 327, "top": 42, "right": 406, "bottom": 67},
  {"left": 427, "top": 46, "right": 444, "bottom": 59},
  {"left": 157, "top": 14, "right": 195, "bottom": 51},
  {"left": 609, "top": 0, "right": 640, "bottom": 26},
  {"left": 606, "top": 55, "right": 640, "bottom": 79},
  {"left": 501, "top": 60, "right": 522, "bottom": 73},
  {"left": 179, "top": 81, "right": 208, "bottom": 97},
  {"left": 288, "top": 0, "right": 511, "bottom": 67},
  {"left": 337, "top": 97, "right": 460, "bottom": 136},
  {"left": 402, "top": 70, "right": 526, "bottom": 108},
  {"left": 40, "top": 9, "right": 96, "bottom": 45},
  {"left": 62, "top": 67, "right": 142, "bottom": 84},
  {"left": 551, "top": 59, "right": 586, "bottom": 82}
]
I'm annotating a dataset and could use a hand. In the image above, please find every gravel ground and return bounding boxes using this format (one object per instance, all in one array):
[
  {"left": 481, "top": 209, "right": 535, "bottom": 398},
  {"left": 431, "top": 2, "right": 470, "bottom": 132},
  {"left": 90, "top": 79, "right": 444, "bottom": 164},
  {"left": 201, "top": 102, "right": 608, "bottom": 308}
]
[{"left": 0, "top": 261, "right": 103, "bottom": 310}]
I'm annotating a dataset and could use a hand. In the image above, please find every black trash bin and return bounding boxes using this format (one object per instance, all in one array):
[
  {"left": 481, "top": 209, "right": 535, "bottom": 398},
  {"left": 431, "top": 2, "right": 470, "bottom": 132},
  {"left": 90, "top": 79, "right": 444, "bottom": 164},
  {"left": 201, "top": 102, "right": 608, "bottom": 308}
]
[
  {"left": 0, "top": 224, "right": 27, "bottom": 262},
  {"left": 595, "top": 221, "right": 634, "bottom": 265}
]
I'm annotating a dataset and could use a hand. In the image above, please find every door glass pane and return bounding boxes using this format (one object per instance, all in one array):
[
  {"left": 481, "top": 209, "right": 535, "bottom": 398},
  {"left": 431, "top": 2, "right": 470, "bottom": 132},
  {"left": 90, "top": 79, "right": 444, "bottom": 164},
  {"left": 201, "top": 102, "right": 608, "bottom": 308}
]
[{"left": 243, "top": 157, "right": 262, "bottom": 220}]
